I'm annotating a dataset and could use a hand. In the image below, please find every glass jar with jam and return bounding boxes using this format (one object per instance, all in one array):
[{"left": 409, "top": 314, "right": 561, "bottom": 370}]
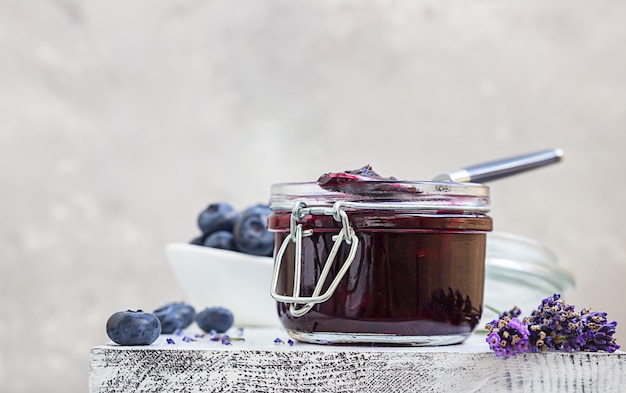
[{"left": 268, "top": 167, "right": 492, "bottom": 346}]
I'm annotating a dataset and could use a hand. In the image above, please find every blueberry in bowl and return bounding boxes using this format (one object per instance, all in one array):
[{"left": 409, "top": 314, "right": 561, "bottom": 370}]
[
  {"left": 232, "top": 204, "right": 274, "bottom": 257},
  {"left": 203, "top": 230, "right": 236, "bottom": 251},
  {"left": 189, "top": 235, "right": 206, "bottom": 246},
  {"left": 168, "top": 202, "right": 279, "bottom": 327},
  {"left": 190, "top": 202, "right": 273, "bottom": 257},
  {"left": 197, "top": 202, "right": 239, "bottom": 236}
]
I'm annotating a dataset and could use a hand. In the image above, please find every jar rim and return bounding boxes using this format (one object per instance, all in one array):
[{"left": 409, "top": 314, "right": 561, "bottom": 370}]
[{"left": 270, "top": 180, "right": 490, "bottom": 213}]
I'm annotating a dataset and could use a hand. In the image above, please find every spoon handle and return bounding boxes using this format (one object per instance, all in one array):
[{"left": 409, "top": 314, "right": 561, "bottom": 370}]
[{"left": 433, "top": 148, "right": 564, "bottom": 183}]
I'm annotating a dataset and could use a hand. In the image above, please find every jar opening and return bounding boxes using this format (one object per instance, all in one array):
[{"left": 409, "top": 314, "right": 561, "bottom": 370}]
[{"left": 270, "top": 180, "right": 490, "bottom": 213}]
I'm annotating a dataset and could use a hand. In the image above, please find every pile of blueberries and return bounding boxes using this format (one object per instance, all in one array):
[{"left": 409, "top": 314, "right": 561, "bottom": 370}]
[
  {"left": 190, "top": 202, "right": 274, "bottom": 257},
  {"left": 106, "top": 303, "right": 234, "bottom": 346},
  {"left": 105, "top": 203, "right": 275, "bottom": 346}
]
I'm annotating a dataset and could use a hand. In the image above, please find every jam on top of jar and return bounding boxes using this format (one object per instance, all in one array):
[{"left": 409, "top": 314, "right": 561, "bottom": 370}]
[
  {"left": 317, "top": 165, "right": 421, "bottom": 195},
  {"left": 317, "top": 165, "right": 396, "bottom": 186}
]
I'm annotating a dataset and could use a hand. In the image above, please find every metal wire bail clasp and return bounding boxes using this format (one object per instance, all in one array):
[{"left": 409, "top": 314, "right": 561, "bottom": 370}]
[{"left": 270, "top": 201, "right": 359, "bottom": 318}]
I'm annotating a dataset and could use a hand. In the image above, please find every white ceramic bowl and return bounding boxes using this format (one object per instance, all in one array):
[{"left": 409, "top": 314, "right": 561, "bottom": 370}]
[{"left": 166, "top": 243, "right": 280, "bottom": 327}]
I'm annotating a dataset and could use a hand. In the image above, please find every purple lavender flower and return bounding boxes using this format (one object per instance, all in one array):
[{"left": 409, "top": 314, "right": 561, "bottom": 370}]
[
  {"left": 579, "top": 309, "right": 620, "bottom": 353},
  {"left": 209, "top": 329, "right": 221, "bottom": 342},
  {"left": 488, "top": 294, "right": 619, "bottom": 357},
  {"left": 523, "top": 294, "right": 583, "bottom": 352},
  {"left": 166, "top": 338, "right": 175, "bottom": 344},
  {"left": 484, "top": 311, "right": 531, "bottom": 358}
]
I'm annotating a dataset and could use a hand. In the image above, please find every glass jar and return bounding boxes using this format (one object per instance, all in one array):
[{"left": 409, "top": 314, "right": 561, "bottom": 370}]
[{"left": 268, "top": 179, "right": 492, "bottom": 345}]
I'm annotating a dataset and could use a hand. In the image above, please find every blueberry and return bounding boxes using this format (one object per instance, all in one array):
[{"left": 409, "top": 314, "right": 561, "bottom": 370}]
[
  {"left": 106, "top": 310, "right": 161, "bottom": 346},
  {"left": 203, "top": 231, "right": 236, "bottom": 251},
  {"left": 195, "top": 307, "right": 234, "bottom": 333},
  {"left": 232, "top": 204, "right": 274, "bottom": 256},
  {"left": 153, "top": 302, "right": 196, "bottom": 334},
  {"left": 174, "top": 303, "right": 196, "bottom": 329},
  {"left": 197, "top": 203, "right": 238, "bottom": 236},
  {"left": 189, "top": 235, "right": 206, "bottom": 246},
  {"left": 154, "top": 309, "right": 181, "bottom": 334}
]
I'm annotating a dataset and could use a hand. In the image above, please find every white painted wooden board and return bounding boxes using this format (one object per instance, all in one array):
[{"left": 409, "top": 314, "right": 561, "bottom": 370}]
[{"left": 90, "top": 327, "right": 625, "bottom": 393}]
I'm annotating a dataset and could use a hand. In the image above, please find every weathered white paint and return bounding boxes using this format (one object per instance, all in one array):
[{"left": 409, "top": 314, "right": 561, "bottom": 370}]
[{"left": 90, "top": 328, "right": 625, "bottom": 392}]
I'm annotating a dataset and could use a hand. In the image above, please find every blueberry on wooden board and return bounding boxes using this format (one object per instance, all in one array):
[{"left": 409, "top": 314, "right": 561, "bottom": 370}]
[
  {"left": 153, "top": 302, "right": 196, "bottom": 334},
  {"left": 195, "top": 307, "right": 234, "bottom": 333},
  {"left": 106, "top": 310, "right": 161, "bottom": 346}
]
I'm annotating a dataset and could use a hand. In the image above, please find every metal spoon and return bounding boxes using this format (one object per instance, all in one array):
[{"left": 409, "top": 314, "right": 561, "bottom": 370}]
[{"left": 432, "top": 148, "right": 564, "bottom": 183}]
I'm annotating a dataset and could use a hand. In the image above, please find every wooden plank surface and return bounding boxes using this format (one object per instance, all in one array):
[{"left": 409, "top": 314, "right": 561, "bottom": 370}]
[{"left": 90, "top": 327, "right": 625, "bottom": 393}]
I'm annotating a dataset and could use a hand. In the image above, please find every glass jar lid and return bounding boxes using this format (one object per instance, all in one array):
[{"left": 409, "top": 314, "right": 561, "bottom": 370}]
[
  {"left": 482, "top": 231, "right": 576, "bottom": 326},
  {"left": 486, "top": 231, "right": 574, "bottom": 292},
  {"left": 270, "top": 180, "right": 490, "bottom": 213}
]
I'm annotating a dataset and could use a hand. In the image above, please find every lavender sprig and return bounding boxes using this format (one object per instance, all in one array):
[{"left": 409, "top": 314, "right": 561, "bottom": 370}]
[
  {"left": 485, "top": 294, "right": 620, "bottom": 357},
  {"left": 523, "top": 294, "right": 583, "bottom": 352},
  {"left": 485, "top": 308, "right": 531, "bottom": 358},
  {"left": 579, "top": 309, "right": 620, "bottom": 353}
]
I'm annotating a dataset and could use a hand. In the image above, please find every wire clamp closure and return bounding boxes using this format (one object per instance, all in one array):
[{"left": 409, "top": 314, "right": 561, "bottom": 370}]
[{"left": 270, "top": 201, "right": 359, "bottom": 317}]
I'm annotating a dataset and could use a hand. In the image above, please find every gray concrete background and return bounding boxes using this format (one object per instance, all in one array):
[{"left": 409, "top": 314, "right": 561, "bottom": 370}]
[{"left": 1, "top": 1, "right": 625, "bottom": 391}]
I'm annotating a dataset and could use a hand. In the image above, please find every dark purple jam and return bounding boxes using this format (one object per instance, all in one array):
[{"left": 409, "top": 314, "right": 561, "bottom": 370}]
[
  {"left": 316, "top": 165, "right": 417, "bottom": 196},
  {"left": 317, "top": 165, "right": 396, "bottom": 187},
  {"left": 268, "top": 212, "right": 492, "bottom": 339}
]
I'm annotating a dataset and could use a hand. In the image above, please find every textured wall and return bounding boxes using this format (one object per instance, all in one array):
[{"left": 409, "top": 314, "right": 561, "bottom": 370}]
[{"left": 1, "top": 1, "right": 625, "bottom": 391}]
